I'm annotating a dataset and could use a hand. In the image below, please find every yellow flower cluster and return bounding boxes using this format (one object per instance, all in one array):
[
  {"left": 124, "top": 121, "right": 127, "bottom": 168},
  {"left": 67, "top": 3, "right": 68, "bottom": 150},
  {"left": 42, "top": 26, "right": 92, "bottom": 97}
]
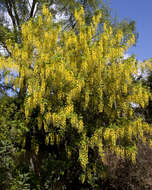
[{"left": 79, "top": 136, "right": 88, "bottom": 170}]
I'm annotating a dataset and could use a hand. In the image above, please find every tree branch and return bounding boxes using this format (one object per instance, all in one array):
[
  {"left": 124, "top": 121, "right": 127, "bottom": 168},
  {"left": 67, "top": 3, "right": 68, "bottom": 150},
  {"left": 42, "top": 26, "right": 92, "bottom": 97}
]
[
  {"left": 30, "top": 0, "right": 37, "bottom": 18},
  {"left": 0, "top": 83, "right": 19, "bottom": 95},
  {"left": 0, "top": 86, "right": 7, "bottom": 96},
  {"left": 11, "top": 0, "right": 21, "bottom": 30},
  {"left": 5, "top": 0, "right": 17, "bottom": 32},
  {"left": 0, "top": 41, "right": 12, "bottom": 57}
]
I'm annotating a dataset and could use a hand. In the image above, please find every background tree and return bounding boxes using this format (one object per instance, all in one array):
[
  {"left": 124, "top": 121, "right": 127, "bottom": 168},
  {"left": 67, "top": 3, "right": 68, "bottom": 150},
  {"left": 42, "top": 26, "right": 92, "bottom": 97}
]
[
  {"left": 143, "top": 66, "right": 152, "bottom": 123},
  {"left": 0, "top": 95, "right": 31, "bottom": 190}
]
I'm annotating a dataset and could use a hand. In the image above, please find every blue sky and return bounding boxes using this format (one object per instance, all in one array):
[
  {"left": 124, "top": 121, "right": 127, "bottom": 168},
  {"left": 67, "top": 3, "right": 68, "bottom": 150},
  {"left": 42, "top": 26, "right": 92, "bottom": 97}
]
[{"left": 109, "top": 0, "right": 152, "bottom": 61}]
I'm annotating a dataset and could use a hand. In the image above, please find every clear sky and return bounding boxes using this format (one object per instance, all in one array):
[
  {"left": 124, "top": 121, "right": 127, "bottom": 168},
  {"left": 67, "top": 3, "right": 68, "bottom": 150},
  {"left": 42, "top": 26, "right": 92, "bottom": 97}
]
[{"left": 109, "top": 0, "right": 152, "bottom": 61}]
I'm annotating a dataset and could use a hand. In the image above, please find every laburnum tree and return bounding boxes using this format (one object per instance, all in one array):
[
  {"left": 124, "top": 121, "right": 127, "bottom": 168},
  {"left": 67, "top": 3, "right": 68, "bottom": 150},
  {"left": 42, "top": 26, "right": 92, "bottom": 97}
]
[
  {"left": 0, "top": 0, "right": 137, "bottom": 97},
  {"left": 0, "top": 0, "right": 106, "bottom": 97},
  {"left": 0, "top": 5, "right": 152, "bottom": 189},
  {"left": 0, "top": 0, "right": 106, "bottom": 51}
]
